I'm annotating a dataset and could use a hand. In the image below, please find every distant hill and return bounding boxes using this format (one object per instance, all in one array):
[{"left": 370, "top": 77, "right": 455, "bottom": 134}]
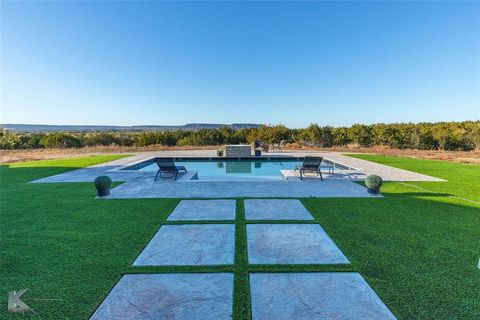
[{"left": 0, "top": 123, "right": 261, "bottom": 132}]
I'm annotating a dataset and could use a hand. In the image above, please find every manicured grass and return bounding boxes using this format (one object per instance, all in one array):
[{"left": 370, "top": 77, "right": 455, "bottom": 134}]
[
  {"left": 1, "top": 155, "right": 479, "bottom": 319},
  {"left": 346, "top": 153, "right": 480, "bottom": 202},
  {"left": 310, "top": 154, "right": 480, "bottom": 318},
  {"left": 1, "top": 156, "right": 179, "bottom": 319}
]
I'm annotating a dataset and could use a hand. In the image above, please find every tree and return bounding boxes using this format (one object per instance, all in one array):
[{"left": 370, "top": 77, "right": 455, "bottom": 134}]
[
  {"left": 41, "top": 133, "right": 83, "bottom": 148},
  {"left": 350, "top": 124, "right": 372, "bottom": 147}
]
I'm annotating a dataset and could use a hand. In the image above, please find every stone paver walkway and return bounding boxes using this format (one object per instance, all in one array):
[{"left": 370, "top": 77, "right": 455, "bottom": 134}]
[{"left": 92, "top": 198, "right": 396, "bottom": 319}]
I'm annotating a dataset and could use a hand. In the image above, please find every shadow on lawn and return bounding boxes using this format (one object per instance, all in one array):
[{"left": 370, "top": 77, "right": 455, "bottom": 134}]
[
  {"left": 383, "top": 191, "right": 452, "bottom": 197},
  {"left": 0, "top": 164, "right": 87, "bottom": 183},
  {"left": 0, "top": 164, "right": 130, "bottom": 186}
]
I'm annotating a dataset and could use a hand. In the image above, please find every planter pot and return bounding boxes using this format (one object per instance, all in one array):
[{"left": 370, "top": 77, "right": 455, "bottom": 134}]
[
  {"left": 97, "top": 188, "right": 110, "bottom": 197},
  {"left": 254, "top": 150, "right": 262, "bottom": 157},
  {"left": 367, "top": 187, "right": 380, "bottom": 195}
]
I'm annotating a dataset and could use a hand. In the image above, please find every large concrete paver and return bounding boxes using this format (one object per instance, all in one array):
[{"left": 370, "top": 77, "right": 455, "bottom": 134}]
[
  {"left": 247, "top": 224, "right": 349, "bottom": 264},
  {"left": 168, "top": 200, "right": 236, "bottom": 221},
  {"left": 250, "top": 272, "right": 396, "bottom": 320},
  {"left": 91, "top": 273, "right": 234, "bottom": 320},
  {"left": 133, "top": 224, "right": 235, "bottom": 266},
  {"left": 244, "top": 199, "right": 313, "bottom": 220}
]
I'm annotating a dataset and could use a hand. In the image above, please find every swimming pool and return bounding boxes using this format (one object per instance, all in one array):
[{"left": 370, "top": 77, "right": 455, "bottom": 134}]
[{"left": 123, "top": 157, "right": 352, "bottom": 181}]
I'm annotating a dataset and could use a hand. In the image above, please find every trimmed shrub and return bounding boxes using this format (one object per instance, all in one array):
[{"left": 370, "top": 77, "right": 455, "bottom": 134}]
[
  {"left": 365, "top": 175, "right": 383, "bottom": 189},
  {"left": 94, "top": 176, "right": 112, "bottom": 190}
]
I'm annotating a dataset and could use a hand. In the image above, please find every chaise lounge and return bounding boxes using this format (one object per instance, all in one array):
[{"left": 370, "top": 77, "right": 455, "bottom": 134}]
[
  {"left": 294, "top": 156, "right": 324, "bottom": 181},
  {"left": 154, "top": 158, "right": 187, "bottom": 181}
]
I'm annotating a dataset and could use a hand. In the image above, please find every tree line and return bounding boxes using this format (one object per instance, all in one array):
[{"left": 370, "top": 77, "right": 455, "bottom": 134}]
[{"left": 1, "top": 121, "right": 479, "bottom": 151}]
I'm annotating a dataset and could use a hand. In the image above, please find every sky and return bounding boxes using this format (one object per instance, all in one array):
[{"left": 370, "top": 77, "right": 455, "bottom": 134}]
[{"left": 1, "top": 1, "right": 479, "bottom": 128}]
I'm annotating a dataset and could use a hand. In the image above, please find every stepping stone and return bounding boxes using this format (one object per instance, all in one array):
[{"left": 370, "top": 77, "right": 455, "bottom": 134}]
[
  {"left": 250, "top": 273, "right": 396, "bottom": 320},
  {"left": 91, "top": 273, "right": 234, "bottom": 320},
  {"left": 244, "top": 199, "right": 313, "bottom": 220},
  {"left": 247, "top": 224, "right": 349, "bottom": 264},
  {"left": 133, "top": 224, "right": 235, "bottom": 266},
  {"left": 168, "top": 200, "right": 236, "bottom": 221}
]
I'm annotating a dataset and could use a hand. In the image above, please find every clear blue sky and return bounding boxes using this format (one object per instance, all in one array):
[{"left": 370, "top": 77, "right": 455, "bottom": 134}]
[{"left": 1, "top": 1, "right": 479, "bottom": 128}]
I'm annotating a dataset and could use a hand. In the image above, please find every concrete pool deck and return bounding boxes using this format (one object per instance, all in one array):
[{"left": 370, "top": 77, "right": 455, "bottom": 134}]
[
  {"left": 30, "top": 150, "right": 444, "bottom": 198},
  {"left": 107, "top": 176, "right": 375, "bottom": 198}
]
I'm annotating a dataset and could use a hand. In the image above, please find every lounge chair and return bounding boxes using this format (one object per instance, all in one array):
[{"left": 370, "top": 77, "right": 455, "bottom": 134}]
[
  {"left": 154, "top": 158, "right": 187, "bottom": 181},
  {"left": 294, "top": 156, "right": 323, "bottom": 181}
]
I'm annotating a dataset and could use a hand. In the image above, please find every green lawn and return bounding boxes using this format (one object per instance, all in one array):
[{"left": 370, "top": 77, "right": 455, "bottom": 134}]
[
  {"left": 346, "top": 153, "right": 480, "bottom": 202},
  {"left": 1, "top": 155, "right": 479, "bottom": 319}
]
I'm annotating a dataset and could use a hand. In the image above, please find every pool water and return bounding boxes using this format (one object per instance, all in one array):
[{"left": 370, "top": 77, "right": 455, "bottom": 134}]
[{"left": 128, "top": 158, "right": 348, "bottom": 181}]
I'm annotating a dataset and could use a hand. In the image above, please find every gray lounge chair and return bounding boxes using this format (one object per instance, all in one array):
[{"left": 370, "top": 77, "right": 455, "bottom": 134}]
[
  {"left": 154, "top": 158, "right": 187, "bottom": 181},
  {"left": 294, "top": 156, "right": 323, "bottom": 181}
]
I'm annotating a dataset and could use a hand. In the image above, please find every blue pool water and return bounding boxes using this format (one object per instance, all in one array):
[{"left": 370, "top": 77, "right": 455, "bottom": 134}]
[{"left": 126, "top": 158, "right": 348, "bottom": 181}]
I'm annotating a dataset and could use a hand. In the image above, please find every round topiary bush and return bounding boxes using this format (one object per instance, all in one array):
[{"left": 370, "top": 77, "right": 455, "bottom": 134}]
[
  {"left": 94, "top": 176, "right": 112, "bottom": 196},
  {"left": 365, "top": 175, "right": 383, "bottom": 194},
  {"left": 217, "top": 149, "right": 224, "bottom": 157}
]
